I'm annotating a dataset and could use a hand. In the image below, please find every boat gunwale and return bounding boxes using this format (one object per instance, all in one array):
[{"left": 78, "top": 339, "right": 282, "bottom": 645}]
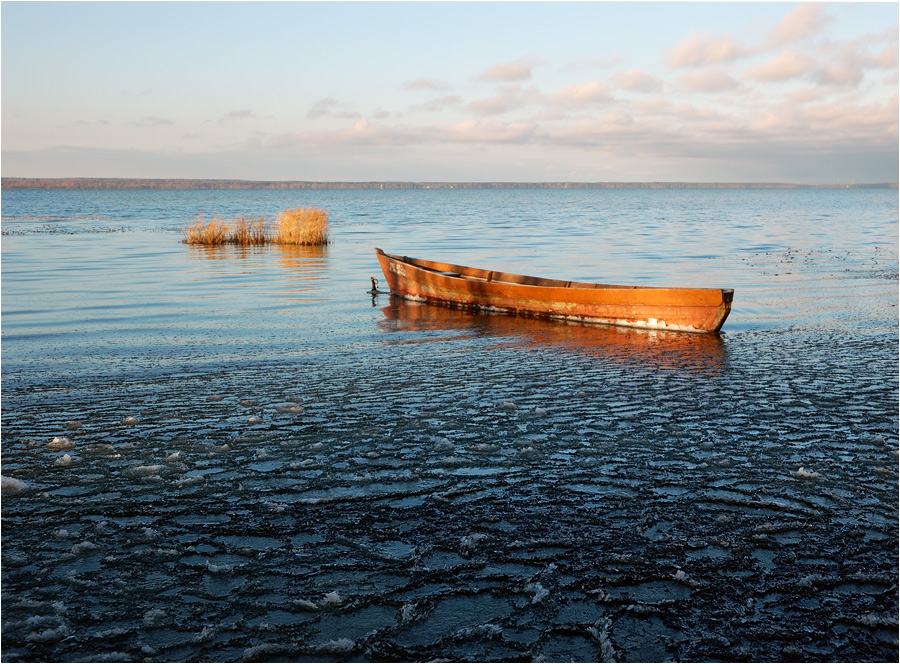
[{"left": 375, "top": 248, "right": 734, "bottom": 300}]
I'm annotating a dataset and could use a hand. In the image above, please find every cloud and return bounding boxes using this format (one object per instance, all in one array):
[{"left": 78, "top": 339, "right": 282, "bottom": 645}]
[
  {"left": 410, "top": 95, "right": 464, "bottom": 114},
  {"left": 306, "top": 98, "right": 359, "bottom": 120},
  {"left": 467, "top": 85, "right": 543, "bottom": 116},
  {"left": 785, "top": 88, "right": 827, "bottom": 104},
  {"left": 550, "top": 80, "right": 613, "bottom": 104},
  {"left": 267, "top": 119, "right": 394, "bottom": 147},
  {"left": 133, "top": 116, "right": 173, "bottom": 127},
  {"left": 814, "top": 62, "right": 864, "bottom": 87},
  {"left": 439, "top": 118, "right": 538, "bottom": 144},
  {"left": 668, "top": 31, "right": 744, "bottom": 69},
  {"left": 404, "top": 77, "right": 452, "bottom": 91},
  {"left": 608, "top": 69, "right": 662, "bottom": 93},
  {"left": 57, "top": 119, "right": 108, "bottom": 129},
  {"left": 746, "top": 50, "right": 863, "bottom": 88},
  {"left": 475, "top": 58, "right": 541, "bottom": 82},
  {"left": 218, "top": 109, "right": 256, "bottom": 122},
  {"left": 546, "top": 111, "right": 636, "bottom": 147},
  {"left": 307, "top": 98, "right": 339, "bottom": 120},
  {"left": 875, "top": 44, "right": 899, "bottom": 69},
  {"left": 745, "top": 50, "right": 816, "bottom": 82},
  {"left": 769, "top": 3, "right": 829, "bottom": 47},
  {"left": 675, "top": 69, "right": 740, "bottom": 93}
]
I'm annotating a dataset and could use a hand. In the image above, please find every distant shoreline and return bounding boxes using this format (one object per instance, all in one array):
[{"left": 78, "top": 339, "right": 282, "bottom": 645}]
[{"left": 2, "top": 177, "right": 897, "bottom": 190}]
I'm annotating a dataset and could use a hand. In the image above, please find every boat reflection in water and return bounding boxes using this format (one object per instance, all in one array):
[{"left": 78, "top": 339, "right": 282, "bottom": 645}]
[
  {"left": 187, "top": 244, "right": 329, "bottom": 302},
  {"left": 378, "top": 296, "right": 727, "bottom": 374}
]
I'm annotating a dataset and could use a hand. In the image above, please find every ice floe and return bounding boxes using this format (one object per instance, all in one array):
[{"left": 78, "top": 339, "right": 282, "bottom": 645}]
[{"left": 1, "top": 475, "right": 30, "bottom": 494}]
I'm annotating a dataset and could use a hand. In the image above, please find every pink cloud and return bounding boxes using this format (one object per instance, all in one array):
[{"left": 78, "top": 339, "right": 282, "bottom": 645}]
[
  {"left": 876, "top": 44, "right": 899, "bottom": 69},
  {"left": 410, "top": 95, "right": 464, "bottom": 114},
  {"left": 269, "top": 119, "right": 409, "bottom": 148},
  {"left": 769, "top": 3, "right": 829, "bottom": 47},
  {"left": 815, "top": 63, "right": 864, "bottom": 87},
  {"left": 467, "top": 85, "right": 543, "bottom": 116},
  {"left": 550, "top": 80, "right": 613, "bottom": 104},
  {"left": 475, "top": 58, "right": 541, "bottom": 82},
  {"left": 785, "top": 88, "right": 827, "bottom": 104},
  {"left": 668, "top": 31, "right": 744, "bottom": 69},
  {"left": 608, "top": 69, "right": 662, "bottom": 93},
  {"left": 745, "top": 50, "right": 816, "bottom": 82},
  {"left": 675, "top": 69, "right": 740, "bottom": 93},
  {"left": 441, "top": 119, "right": 537, "bottom": 143}
]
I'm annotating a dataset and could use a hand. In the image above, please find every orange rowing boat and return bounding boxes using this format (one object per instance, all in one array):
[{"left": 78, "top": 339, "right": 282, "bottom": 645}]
[{"left": 375, "top": 248, "right": 733, "bottom": 333}]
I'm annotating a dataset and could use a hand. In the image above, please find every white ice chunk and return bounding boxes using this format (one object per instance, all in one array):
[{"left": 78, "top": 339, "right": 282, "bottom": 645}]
[
  {"left": 49, "top": 437, "right": 75, "bottom": 450},
  {"left": 321, "top": 590, "right": 343, "bottom": 607},
  {"left": 1, "top": 475, "right": 30, "bottom": 494},
  {"left": 53, "top": 453, "right": 77, "bottom": 466}
]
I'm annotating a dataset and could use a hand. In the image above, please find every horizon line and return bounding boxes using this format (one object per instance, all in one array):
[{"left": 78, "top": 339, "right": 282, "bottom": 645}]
[{"left": 2, "top": 177, "right": 897, "bottom": 191}]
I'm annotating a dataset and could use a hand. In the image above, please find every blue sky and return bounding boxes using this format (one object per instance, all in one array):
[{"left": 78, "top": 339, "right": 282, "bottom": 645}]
[{"left": 2, "top": 1, "right": 897, "bottom": 182}]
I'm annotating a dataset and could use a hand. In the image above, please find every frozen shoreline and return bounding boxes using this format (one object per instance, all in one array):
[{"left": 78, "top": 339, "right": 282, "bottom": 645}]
[{"left": 2, "top": 318, "right": 897, "bottom": 662}]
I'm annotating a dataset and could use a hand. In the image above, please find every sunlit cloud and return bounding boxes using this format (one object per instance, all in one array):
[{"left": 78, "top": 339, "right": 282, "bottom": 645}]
[
  {"left": 667, "top": 31, "right": 744, "bottom": 69},
  {"left": 410, "top": 95, "right": 464, "bottom": 113},
  {"left": 745, "top": 49, "right": 816, "bottom": 82},
  {"left": 875, "top": 44, "right": 899, "bottom": 69},
  {"left": 675, "top": 69, "right": 740, "bottom": 93},
  {"left": 545, "top": 111, "right": 636, "bottom": 147},
  {"left": 475, "top": 58, "right": 542, "bottom": 82},
  {"left": 467, "top": 85, "right": 543, "bottom": 116},
  {"left": 608, "top": 69, "right": 662, "bottom": 93},
  {"left": 768, "top": 3, "right": 829, "bottom": 48},
  {"left": 440, "top": 118, "right": 538, "bottom": 143},
  {"left": 550, "top": 80, "right": 613, "bottom": 104},
  {"left": 814, "top": 62, "right": 865, "bottom": 87}
]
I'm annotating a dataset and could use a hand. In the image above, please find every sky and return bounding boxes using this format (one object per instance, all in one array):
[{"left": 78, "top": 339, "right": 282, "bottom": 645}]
[{"left": 2, "top": 1, "right": 898, "bottom": 183}]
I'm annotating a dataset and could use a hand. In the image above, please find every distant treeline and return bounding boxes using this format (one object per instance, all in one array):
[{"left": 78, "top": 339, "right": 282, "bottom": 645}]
[{"left": 2, "top": 178, "right": 897, "bottom": 190}]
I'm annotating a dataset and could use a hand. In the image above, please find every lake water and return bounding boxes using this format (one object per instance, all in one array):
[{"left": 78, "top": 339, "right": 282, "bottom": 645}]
[{"left": 1, "top": 187, "right": 897, "bottom": 662}]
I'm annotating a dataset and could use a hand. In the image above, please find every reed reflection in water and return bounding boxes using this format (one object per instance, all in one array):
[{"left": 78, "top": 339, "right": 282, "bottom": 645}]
[
  {"left": 187, "top": 243, "right": 329, "bottom": 303},
  {"left": 378, "top": 296, "right": 727, "bottom": 374}
]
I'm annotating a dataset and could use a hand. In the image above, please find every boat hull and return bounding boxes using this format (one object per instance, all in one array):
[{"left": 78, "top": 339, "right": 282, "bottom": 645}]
[{"left": 375, "top": 248, "right": 733, "bottom": 333}]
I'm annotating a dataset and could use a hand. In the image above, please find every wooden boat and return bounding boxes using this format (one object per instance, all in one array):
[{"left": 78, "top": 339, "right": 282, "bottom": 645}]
[{"left": 375, "top": 248, "right": 733, "bottom": 333}]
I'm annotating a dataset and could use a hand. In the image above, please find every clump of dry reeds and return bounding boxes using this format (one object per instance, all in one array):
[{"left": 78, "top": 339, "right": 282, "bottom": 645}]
[
  {"left": 274, "top": 208, "right": 329, "bottom": 246},
  {"left": 230, "top": 216, "right": 270, "bottom": 246},
  {"left": 181, "top": 208, "right": 329, "bottom": 246},
  {"left": 182, "top": 215, "right": 231, "bottom": 245}
]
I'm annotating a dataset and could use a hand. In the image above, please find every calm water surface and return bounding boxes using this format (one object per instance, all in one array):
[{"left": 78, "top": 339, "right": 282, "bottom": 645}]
[{"left": 1, "top": 188, "right": 897, "bottom": 662}]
